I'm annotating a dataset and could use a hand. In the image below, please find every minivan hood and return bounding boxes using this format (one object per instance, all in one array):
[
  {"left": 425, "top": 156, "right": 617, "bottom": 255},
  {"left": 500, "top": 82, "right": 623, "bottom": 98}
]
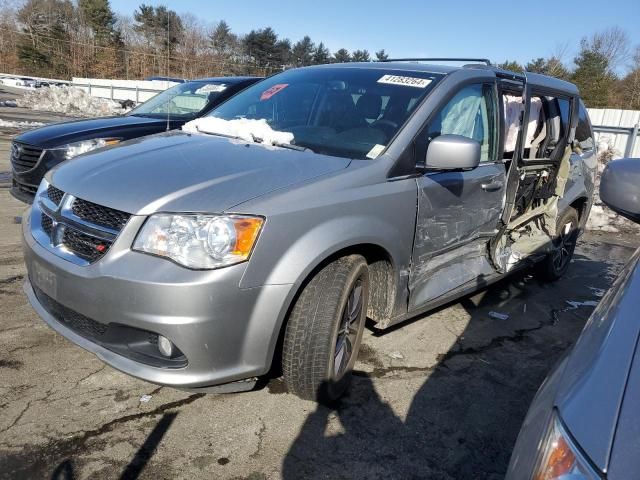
[
  {"left": 49, "top": 131, "right": 351, "bottom": 215},
  {"left": 15, "top": 115, "right": 181, "bottom": 149}
]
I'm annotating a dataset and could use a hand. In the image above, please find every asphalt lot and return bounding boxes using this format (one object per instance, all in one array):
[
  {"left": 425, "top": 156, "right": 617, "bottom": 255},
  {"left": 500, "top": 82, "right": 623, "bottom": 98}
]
[{"left": 0, "top": 114, "right": 639, "bottom": 479}]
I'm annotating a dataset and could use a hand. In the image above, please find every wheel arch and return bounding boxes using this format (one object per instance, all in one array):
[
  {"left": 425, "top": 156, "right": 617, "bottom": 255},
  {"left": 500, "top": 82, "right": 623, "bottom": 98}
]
[
  {"left": 266, "top": 242, "right": 398, "bottom": 376},
  {"left": 569, "top": 196, "right": 590, "bottom": 226}
]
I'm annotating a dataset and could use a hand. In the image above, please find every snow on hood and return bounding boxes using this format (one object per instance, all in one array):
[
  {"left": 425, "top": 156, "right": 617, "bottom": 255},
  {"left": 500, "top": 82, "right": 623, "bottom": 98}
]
[{"left": 182, "top": 117, "right": 294, "bottom": 145}]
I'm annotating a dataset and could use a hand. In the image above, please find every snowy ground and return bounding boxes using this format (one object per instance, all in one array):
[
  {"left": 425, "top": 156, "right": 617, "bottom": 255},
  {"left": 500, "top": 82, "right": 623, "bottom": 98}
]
[
  {"left": 585, "top": 143, "right": 640, "bottom": 233},
  {"left": 0, "top": 118, "right": 45, "bottom": 129}
]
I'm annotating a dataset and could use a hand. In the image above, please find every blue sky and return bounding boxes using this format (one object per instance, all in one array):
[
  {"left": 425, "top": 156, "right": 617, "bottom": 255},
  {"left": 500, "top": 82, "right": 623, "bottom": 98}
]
[{"left": 111, "top": 0, "right": 640, "bottom": 69}]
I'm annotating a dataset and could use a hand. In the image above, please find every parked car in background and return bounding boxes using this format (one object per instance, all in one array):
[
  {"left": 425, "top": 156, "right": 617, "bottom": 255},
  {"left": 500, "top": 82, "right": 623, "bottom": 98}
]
[
  {"left": 22, "top": 60, "right": 595, "bottom": 402},
  {"left": 10, "top": 76, "right": 261, "bottom": 203},
  {"left": 507, "top": 158, "right": 640, "bottom": 480},
  {"left": 0, "top": 76, "right": 37, "bottom": 88},
  {"left": 145, "top": 76, "right": 186, "bottom": 83}
]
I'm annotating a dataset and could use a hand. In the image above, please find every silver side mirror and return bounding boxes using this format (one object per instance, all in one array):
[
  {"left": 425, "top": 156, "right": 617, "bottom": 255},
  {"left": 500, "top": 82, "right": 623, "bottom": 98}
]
[
  {"left": 424, "top": 134, "right": 481, "bottom": 170},
  {"left": 600, "top": 158, "right": 640, "bottom": 224}
]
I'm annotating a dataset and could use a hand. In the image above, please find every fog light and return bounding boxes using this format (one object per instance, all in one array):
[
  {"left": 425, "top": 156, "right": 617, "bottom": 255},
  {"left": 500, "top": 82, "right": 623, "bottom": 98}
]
[{"left": 158, "top": 335, "right": 174, "bottom": 357}]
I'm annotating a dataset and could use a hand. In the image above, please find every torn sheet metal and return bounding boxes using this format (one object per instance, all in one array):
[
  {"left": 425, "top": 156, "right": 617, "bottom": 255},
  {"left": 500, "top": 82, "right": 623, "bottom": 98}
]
[
  {"left": 409, "top": 163, "right": 506, "bottom": 309},
  {"left": 491, "top": 146, "right": 573, "bottom": 272},
  {"left": 409, "top": 240, "right": 495, "bottom": 309}
]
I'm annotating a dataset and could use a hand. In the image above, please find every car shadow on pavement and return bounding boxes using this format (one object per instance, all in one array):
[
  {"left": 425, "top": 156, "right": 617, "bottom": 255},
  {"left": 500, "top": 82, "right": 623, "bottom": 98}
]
[{"left": 282, "top": 254, "right": 614, "bottom": 479}]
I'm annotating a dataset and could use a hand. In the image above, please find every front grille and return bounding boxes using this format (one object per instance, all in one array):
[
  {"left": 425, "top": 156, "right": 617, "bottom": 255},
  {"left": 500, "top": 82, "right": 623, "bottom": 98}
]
[
  {"left": 11, "top": 142, "right": 43, "bottom": 172},
  {"left": 41, "top": 213, "right": 53, "bottom": 236},
  {"left": 62, "top": 227, "right": 112, "bottom": 263},
  {"left": 33, "top": 285, "right": 108, "bottom": 340},
  {"left": 13, "top": 179, "right": 38, "bottom": 196},
  {"left": 35, "top": 185, "right": 128, "bottom": 265},
  {"left": 47, "top": 185, "right": 64, "bottom": 206},
  {"left": 72, "top": 198, "right": 130, "bottom": 231}
]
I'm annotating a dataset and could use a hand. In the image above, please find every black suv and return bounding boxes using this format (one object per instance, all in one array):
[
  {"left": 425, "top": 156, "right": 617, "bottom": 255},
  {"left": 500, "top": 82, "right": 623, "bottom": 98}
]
[{"left": 10, "top": 76, "right": 261, "bottom": 203}]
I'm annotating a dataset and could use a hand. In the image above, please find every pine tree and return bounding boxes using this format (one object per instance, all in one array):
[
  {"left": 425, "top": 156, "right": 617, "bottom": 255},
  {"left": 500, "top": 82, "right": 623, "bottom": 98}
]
[
  {"left": 333, "top": 48, "right": 351, "bottom": 63},
  {"left": 79, "top": 0, "right": 116, "bottom": 43},
  {"left": 351, "top": 50, "right": 370, "bottom": 62},
  {"left": 209, "top": 20, "right": 237, "bottom": 57},
  {"left": 292, "top": 36, "right": 314, "bottom": 66},
  {"left": 275, "top": 39, "right": 292, "bottom": 66},
  {"left": 572, "top": 39, "right": 617, "bottom": 107},
  {"left": 312, "top": 42, "right": 330, "bottom": 65},
  {"left": 16, "top": 0, "right": 74, "bottom": 77},
  {"left": 525, "top": 57, "right": 570, "bottom": 80},
  {"left": 498, "top": 60, "right": 524, "bottom": 72},
  {"left": 375, "top": 49, "right": 388, "bottom": 61},
  {"left": 243, "top": 27, "right": 279, "bottom": 66}
]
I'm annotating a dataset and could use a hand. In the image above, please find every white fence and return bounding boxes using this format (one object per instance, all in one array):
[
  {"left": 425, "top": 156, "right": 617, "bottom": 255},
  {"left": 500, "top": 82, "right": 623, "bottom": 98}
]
[
  {"left": 588, "top": 108, "right": 640, "bottom": 158},
  {"left": 70, "top": 78, "right": 178, "bottom": 103}
]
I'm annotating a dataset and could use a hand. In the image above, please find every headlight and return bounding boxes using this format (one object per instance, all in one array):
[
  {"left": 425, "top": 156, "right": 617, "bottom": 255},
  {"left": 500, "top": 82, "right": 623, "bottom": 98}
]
[
  {"left": 133, "top": 214, "right": 264, "bottom": 269},
  {"left": 54, "top": 138, "right": 121, "bottom": 160},
  {"left": 532, "top": 412, "right": 600, "bottom": 480}
]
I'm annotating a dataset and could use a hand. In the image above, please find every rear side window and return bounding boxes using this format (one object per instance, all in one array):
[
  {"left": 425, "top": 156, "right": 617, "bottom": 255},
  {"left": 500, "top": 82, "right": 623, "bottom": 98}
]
[
  {"left": 575, "top": 101, "right": 594, "bottom": 153},
  {"left": 523, "top": 94, "right": 571, "bottom": 160}
]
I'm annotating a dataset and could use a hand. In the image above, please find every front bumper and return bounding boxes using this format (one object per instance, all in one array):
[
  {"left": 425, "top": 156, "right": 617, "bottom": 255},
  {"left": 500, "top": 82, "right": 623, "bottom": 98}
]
[{"left": 22, "top": 209, "right": 292, "bottom": 390}]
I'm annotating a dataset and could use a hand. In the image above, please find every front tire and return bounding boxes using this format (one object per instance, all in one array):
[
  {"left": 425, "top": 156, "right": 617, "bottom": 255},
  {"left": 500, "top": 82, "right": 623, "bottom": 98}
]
[
  {"left": 537, "top": 207, "right": 579, "bottom": 281},
  {"left": 282, "top": 255, "right": 369, "bottom": 402}
]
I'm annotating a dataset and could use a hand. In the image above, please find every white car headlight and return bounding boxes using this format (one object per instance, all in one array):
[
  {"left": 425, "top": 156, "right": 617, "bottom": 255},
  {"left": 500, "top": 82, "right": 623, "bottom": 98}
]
[
  {"left": 133, "top": 214, "right": 264, "bottom": 269},
  {"left": 532, "top": 412, "right": 600, "bottom": 480},
  {"left": 55, "top": 138, "right": 121, "bottom": 160}
]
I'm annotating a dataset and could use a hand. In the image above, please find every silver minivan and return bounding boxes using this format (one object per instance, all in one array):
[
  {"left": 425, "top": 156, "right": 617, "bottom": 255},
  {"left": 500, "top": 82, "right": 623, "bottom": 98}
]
[{"left": 22, "top": 59, "right": 596, "bottom": 401}]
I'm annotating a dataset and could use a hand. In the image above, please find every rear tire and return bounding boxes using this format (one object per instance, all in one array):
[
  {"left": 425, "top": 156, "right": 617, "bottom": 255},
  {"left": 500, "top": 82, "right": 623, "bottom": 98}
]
[
  {"left": 536, "top": 207, "right": 579, "bottom": 281},
  {"left": 282, "top": 255, "right": 369, "bottom": 402}
]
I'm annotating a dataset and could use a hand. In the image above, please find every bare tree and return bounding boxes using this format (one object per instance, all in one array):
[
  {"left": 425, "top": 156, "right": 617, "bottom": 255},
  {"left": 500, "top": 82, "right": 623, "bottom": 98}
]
[
  {"left": 589, "top": 26, "right": 630, "bottom": 72},
  {"left": 618, "top": 46, "right": 640, "bottom": 109}
]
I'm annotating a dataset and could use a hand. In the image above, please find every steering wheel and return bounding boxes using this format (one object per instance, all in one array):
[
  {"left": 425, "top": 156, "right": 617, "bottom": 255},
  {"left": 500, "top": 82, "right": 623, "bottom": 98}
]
[{"left": 371, "top": 119, "right": 399, "bottom": 139}]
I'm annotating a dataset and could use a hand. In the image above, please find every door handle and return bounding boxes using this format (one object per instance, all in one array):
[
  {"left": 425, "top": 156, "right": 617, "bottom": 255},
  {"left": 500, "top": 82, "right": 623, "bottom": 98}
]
[{"left": 481, "top": 181, "right": 503, "bottom": 192}]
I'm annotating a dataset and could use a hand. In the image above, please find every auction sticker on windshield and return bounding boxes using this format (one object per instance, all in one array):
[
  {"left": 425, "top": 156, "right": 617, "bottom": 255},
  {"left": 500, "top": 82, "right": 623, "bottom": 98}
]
[
  {"left": 196, "top": 84, "right": 227, "bottom": 94},
  {"left": 260, "top": 84, "right": 289, "bottom": 101},
  {"left": 377, "top": 75, "right": 432, "bottom": 88}
]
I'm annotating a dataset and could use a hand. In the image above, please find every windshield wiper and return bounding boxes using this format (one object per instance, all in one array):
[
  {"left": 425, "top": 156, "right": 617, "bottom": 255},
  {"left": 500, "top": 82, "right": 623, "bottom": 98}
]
[
  {"left": 192, "top": 127, "right": 313, "bottom": 152},
  {"left": 272, "top": 142, "right": 314, "bottom": 153},
  {"left": 193, "top": 126, "right": 242, "bottom": 140}
]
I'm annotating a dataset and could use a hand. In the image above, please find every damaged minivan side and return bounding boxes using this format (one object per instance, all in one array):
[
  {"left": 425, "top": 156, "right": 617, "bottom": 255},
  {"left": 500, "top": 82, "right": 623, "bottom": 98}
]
[{"left": 22, "top": 60, "right": 595, "bottom": 402}]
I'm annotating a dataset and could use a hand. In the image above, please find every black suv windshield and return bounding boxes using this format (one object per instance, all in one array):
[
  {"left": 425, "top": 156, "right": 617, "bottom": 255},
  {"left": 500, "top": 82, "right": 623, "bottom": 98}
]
[
  {"left": 209, "top": 67, "right": 443, "bottom": 159},
  {"left": 130, "top": 81, "right": 228, "bottom": 119}
]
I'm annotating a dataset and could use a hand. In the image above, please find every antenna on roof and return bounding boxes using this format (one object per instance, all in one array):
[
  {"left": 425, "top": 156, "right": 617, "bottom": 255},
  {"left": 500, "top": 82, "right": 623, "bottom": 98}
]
[
  {"left": 166, "top": 10, "right": 171, "bottom": 132},
  {"left": 380, "top": 57, "right": 492, "bottom": 66}
]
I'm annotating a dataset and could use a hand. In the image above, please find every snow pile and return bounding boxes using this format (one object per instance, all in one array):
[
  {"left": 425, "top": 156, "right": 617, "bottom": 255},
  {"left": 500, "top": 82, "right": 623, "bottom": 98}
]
[
  {"left": 17, "top": 86, "right": 126, "bottom": 117},
  {"left": 586, "top": 143, "right": 640, "bottom": 233},
  {"left": 586, "top": 204, "right": 621, "bottom": 232},
  {"left": 0, "top": 119, "right": 45, "bottom": 129},
  {"left": 183, "top": 117, "right": 294, "bottom": 145}
]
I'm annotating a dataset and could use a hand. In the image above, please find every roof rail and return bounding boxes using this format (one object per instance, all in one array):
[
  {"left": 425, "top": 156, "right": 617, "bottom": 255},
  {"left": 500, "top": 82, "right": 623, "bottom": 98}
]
[{"left": 380, "top": 57, "right": 492, "bottom": 66}]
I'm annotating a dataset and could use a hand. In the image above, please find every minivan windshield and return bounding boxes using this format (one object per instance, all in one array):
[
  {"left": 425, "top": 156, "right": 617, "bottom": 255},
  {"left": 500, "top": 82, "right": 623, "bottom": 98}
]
[
  {"left": 129, "top": 81, "right": 228, "bottom": 119},
  {"left": 208, "top": 67, "right": 443, "bottom": 159}
]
